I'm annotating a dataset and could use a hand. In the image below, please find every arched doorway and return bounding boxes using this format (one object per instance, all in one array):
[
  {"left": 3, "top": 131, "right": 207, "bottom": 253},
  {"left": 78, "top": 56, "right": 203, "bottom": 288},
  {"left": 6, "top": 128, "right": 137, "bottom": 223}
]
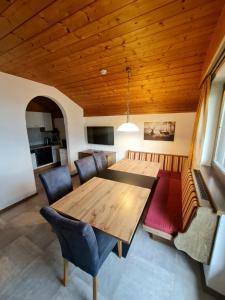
[{"left": 26, "top": 96, "right": 68, "bottom": 191}]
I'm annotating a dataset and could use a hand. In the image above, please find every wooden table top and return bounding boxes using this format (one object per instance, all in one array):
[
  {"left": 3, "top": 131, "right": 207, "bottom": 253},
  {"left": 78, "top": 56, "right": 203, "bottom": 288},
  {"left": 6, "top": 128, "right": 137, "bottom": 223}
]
[
  {"left": 51, "top": 176, "right": 151, "bottom": 243},
  {"left": 109, "top": 159, "right": 160, "bottom": 177}
]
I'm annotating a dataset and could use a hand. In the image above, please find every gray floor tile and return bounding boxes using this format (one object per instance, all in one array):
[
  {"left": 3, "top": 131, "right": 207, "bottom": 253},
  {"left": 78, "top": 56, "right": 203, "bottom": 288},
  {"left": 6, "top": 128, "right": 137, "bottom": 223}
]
[
  {"left": 0, "top": 257, "right": 60, "bottom": 300},
  {"left": 113, "top": 254, "right": 174, "bottom": 300},
  {"left": 0, "top": 217, "right": 6, "bottom": 229},
  {"left": 0, "top": 174, "right": 216, "bottom": 300}
]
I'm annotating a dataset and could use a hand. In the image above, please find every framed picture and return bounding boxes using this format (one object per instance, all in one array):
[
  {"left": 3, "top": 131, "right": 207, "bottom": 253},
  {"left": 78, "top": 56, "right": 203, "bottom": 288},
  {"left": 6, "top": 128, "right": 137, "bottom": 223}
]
[{"left": 144, "top": 121, "right": 176, "bottom": 141}]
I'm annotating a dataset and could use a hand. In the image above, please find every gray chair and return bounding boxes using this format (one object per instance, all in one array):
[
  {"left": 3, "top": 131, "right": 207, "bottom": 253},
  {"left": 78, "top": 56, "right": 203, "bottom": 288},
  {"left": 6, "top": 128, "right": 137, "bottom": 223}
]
[
  {"left": 75, "top": 156, "right": 97, "bottom": 184},
  {"left": 40, "top": 207, "right": 119, "bottom": 300},
  {"left": 39, "top": 166, "right": 73, "bottom": 205},
  {"left": 93, "top": 152, "right": 108, "bottom": 173}
]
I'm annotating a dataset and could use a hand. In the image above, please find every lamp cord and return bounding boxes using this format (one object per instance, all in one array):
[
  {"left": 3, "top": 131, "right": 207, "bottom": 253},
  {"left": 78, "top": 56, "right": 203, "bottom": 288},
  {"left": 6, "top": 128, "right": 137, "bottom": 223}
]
[{"left": 126, "top": 67, "right": 131, "bottom": 122}]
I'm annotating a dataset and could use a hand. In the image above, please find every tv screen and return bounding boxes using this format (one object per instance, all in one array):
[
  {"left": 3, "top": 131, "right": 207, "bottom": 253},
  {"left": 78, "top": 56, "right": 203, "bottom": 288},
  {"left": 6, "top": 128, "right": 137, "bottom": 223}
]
[{"left": 87, "top": 126, "right": 114, "bottom": 145}]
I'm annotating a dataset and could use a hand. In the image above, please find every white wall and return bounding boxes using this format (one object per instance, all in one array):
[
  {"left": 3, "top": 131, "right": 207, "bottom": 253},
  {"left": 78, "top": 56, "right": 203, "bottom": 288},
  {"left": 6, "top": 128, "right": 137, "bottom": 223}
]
[
  {"left": 0, "top": 71, "right": 195, "bottom": 210},
  {"left": 202, "top": 61, "right": 225, "bottom": 296},
  {"left": 84, "top": 113, "right": 195, "bottom": 160},
  {"left": 0, "top": 72, "right": 85, "bottom": 210},
  {"left": 204, "top": 216, "right": 225, "bottom": 296}
]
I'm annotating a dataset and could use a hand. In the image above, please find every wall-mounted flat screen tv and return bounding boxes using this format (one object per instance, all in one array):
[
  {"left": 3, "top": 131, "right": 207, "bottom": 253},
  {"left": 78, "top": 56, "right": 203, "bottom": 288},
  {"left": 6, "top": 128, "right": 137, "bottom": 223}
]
[{"left": 87, "top": 126, "right": 114, "bottom": 145}]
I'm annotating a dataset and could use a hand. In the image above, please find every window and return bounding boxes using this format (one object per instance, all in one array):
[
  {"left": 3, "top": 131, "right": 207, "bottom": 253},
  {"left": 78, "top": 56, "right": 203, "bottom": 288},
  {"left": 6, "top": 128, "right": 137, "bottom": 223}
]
[{"left": 214, "top": 92, "right": 225, "bottom": 174}]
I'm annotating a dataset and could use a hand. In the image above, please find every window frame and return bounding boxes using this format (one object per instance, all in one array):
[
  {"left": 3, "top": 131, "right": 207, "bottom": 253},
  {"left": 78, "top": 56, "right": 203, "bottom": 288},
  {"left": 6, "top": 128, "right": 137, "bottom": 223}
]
[{"left": 212, "top": 89, "right": 225, "bottom": 183}]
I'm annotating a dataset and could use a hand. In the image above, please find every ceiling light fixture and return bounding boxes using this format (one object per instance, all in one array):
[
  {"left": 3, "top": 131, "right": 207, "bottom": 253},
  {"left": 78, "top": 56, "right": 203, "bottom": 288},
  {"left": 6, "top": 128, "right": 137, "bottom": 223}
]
[{"left": 117, "top": 67, "right": 139, "bottom": 132}]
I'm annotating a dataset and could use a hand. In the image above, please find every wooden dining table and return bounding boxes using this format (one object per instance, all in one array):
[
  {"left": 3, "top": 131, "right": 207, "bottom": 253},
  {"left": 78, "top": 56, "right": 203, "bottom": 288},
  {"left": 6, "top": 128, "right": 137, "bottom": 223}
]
[
  {"left": 51, "top": 159, "right": 160, "bottom": 255},
  {"left": 109, "top": 158, "right": 160, "bottom": 176}
]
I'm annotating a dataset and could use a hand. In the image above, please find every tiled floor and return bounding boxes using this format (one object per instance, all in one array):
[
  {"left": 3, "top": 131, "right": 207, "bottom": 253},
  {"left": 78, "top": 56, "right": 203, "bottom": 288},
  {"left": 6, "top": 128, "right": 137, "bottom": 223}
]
[{"left": 0, "top": 172, "right": 216, "bottom": 300}]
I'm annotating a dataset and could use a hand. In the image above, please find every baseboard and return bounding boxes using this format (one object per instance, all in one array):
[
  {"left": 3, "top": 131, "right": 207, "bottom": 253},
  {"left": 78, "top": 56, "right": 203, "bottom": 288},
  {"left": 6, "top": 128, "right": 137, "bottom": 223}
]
[
  {"left": 0, "top": 192, "right": 37, "bottom": 214},
  {"left": 200, "top": 264, "right": 225, "bottom": 299}
]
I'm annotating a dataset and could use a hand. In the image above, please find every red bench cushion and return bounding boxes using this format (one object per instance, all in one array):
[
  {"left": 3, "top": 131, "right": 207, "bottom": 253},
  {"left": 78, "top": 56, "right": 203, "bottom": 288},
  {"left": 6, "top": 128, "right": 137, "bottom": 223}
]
[
  {"left": 144, "top": 172, "right": 182, "bottom": 235},
  {"left": 158, "top": 170, "right": 181, "bottom": 179}
]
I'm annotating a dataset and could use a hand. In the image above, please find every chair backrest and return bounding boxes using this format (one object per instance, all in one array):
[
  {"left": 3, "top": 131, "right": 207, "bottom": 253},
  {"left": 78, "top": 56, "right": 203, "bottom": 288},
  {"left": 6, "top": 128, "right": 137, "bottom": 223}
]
[
  {"left": 128, "top": 150, "right": 188, "bottom": 173},
  {"left": 93, "top": 152, "right": 108, "bottom": 173},
  {"left": 39, "top": 166, "right": 73, "bottom": 205},
  {"left": 181, "top": 163, "right": 198, "bottom": 231},
  {"left": 40, "top": 207, "right": 100, "bottom": 276},
  {"left": 75, "top": 156, "right": 97, "bottom": 184}
]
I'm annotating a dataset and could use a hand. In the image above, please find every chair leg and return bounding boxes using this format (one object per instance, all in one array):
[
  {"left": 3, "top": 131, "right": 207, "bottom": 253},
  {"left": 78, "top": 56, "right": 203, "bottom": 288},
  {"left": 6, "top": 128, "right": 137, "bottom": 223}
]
[
  {"left": 93, "top": 276, "right": 97, "bottom": 300},
  {"left": 118, "top": 240, "right": 122, "bottom": 258},
  {"left": 63, "top": 259, "right": 68, "bottom": 287}
]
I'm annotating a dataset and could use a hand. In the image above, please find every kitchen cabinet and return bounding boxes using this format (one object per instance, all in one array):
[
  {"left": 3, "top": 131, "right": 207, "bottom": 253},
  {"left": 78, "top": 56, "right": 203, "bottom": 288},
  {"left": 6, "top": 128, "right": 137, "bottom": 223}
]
[
  {"left": 26, "top": 111, "right": 43, "bottom": 128},
  {"left": 30, "top": 145, "right": 61, "bottom": 169},
  {"left": 59, "top": 148, "right": 68, "bottom": 166},
  {"left": 26, "top": 111, "right": 52, "bottom": 130},
  {"left": 43, "top": 113, "right": 53, "bottom": 131},
  {"left": 31, "top": 153, "right": 37, "bottom": 169},
  {"left": 52, "top": 145, "right": 60, "bottom": 163}
]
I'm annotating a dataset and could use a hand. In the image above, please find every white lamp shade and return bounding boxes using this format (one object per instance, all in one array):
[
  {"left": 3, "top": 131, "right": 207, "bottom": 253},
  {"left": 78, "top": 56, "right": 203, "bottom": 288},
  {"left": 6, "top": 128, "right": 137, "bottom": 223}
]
[{"left": 117, "top": 122, "right": 139, "bottom": 132}]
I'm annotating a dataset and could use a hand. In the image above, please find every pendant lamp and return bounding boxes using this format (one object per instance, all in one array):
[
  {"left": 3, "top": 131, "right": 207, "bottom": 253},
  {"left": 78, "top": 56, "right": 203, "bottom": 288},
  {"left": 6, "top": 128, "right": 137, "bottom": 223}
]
[{"left": 117, "top": 67, "right": 139, "bottom": 132}]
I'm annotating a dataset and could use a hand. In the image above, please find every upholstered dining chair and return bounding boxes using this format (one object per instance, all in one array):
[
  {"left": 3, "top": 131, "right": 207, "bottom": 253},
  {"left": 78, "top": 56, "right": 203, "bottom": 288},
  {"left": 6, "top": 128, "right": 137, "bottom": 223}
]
[
  {"left": 74, "top": 156, "right": 97, "bottom": 184},
  {"left": 93, "top": 152, "right": 108, "bottom": 173},
  {"left": 40, "top": 207, "right": 119, "bottom": 300},
  {"left": 39, "top": 165, "right": 73, "bottom": 205}
]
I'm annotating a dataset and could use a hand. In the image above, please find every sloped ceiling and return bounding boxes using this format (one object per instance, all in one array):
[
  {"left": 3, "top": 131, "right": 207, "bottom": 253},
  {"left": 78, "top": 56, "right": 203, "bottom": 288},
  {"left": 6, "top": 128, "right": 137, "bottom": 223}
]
[{"left": 0, "top": 0, "right": 224, "bottom": 116}]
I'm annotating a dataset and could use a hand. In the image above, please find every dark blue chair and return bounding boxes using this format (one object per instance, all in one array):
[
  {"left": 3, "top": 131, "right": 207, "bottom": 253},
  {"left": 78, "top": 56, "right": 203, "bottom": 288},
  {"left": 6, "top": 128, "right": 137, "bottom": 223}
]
[
  {"left": 40, "top": 207, "right": 119, "bottom": 300},
  {"left": 39, "top": 166, "right": 73, "bottom": 205},
  {"left": 93, "top": 152, "right": 108, "bottom": 173},
  {"left": 74, "top": 156, "right": 97, "bottom": 184}
]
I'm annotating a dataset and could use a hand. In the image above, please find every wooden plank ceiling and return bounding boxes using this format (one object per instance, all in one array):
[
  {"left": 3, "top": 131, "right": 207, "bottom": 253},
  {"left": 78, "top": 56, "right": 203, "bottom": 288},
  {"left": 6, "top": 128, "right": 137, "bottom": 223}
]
[{"left": 0, "top": 0, "right": 224, "bottom": 116}]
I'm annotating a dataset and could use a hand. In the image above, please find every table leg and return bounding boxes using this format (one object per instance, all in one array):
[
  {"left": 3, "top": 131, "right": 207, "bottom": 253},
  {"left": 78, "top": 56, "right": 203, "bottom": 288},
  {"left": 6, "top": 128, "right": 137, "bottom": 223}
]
[
  {"left": 118, "top": 240, "right": 122, "bottom": 258},
  {"left": 63, "top": 259, "right": 68, "bottom": 286}
]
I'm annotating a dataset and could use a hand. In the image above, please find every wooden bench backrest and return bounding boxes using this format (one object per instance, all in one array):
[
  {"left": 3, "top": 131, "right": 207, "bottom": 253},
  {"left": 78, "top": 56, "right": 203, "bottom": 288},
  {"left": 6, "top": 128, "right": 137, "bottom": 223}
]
[
  {"left": 181, "top": 162, "right": 198, "bottom": 232},
  {"left": 128, "top": 150, "right": 187, "bottom": 173}
]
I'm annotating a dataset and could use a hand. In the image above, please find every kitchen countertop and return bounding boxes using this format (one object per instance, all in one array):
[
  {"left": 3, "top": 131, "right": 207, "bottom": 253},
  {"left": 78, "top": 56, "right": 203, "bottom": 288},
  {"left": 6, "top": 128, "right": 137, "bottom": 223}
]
[
  {"left": 79, "top": 149, "right": 116, "bottom": 155},
  {"left": 30, "top": 144, "right": 61, "bottom": 150}
]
